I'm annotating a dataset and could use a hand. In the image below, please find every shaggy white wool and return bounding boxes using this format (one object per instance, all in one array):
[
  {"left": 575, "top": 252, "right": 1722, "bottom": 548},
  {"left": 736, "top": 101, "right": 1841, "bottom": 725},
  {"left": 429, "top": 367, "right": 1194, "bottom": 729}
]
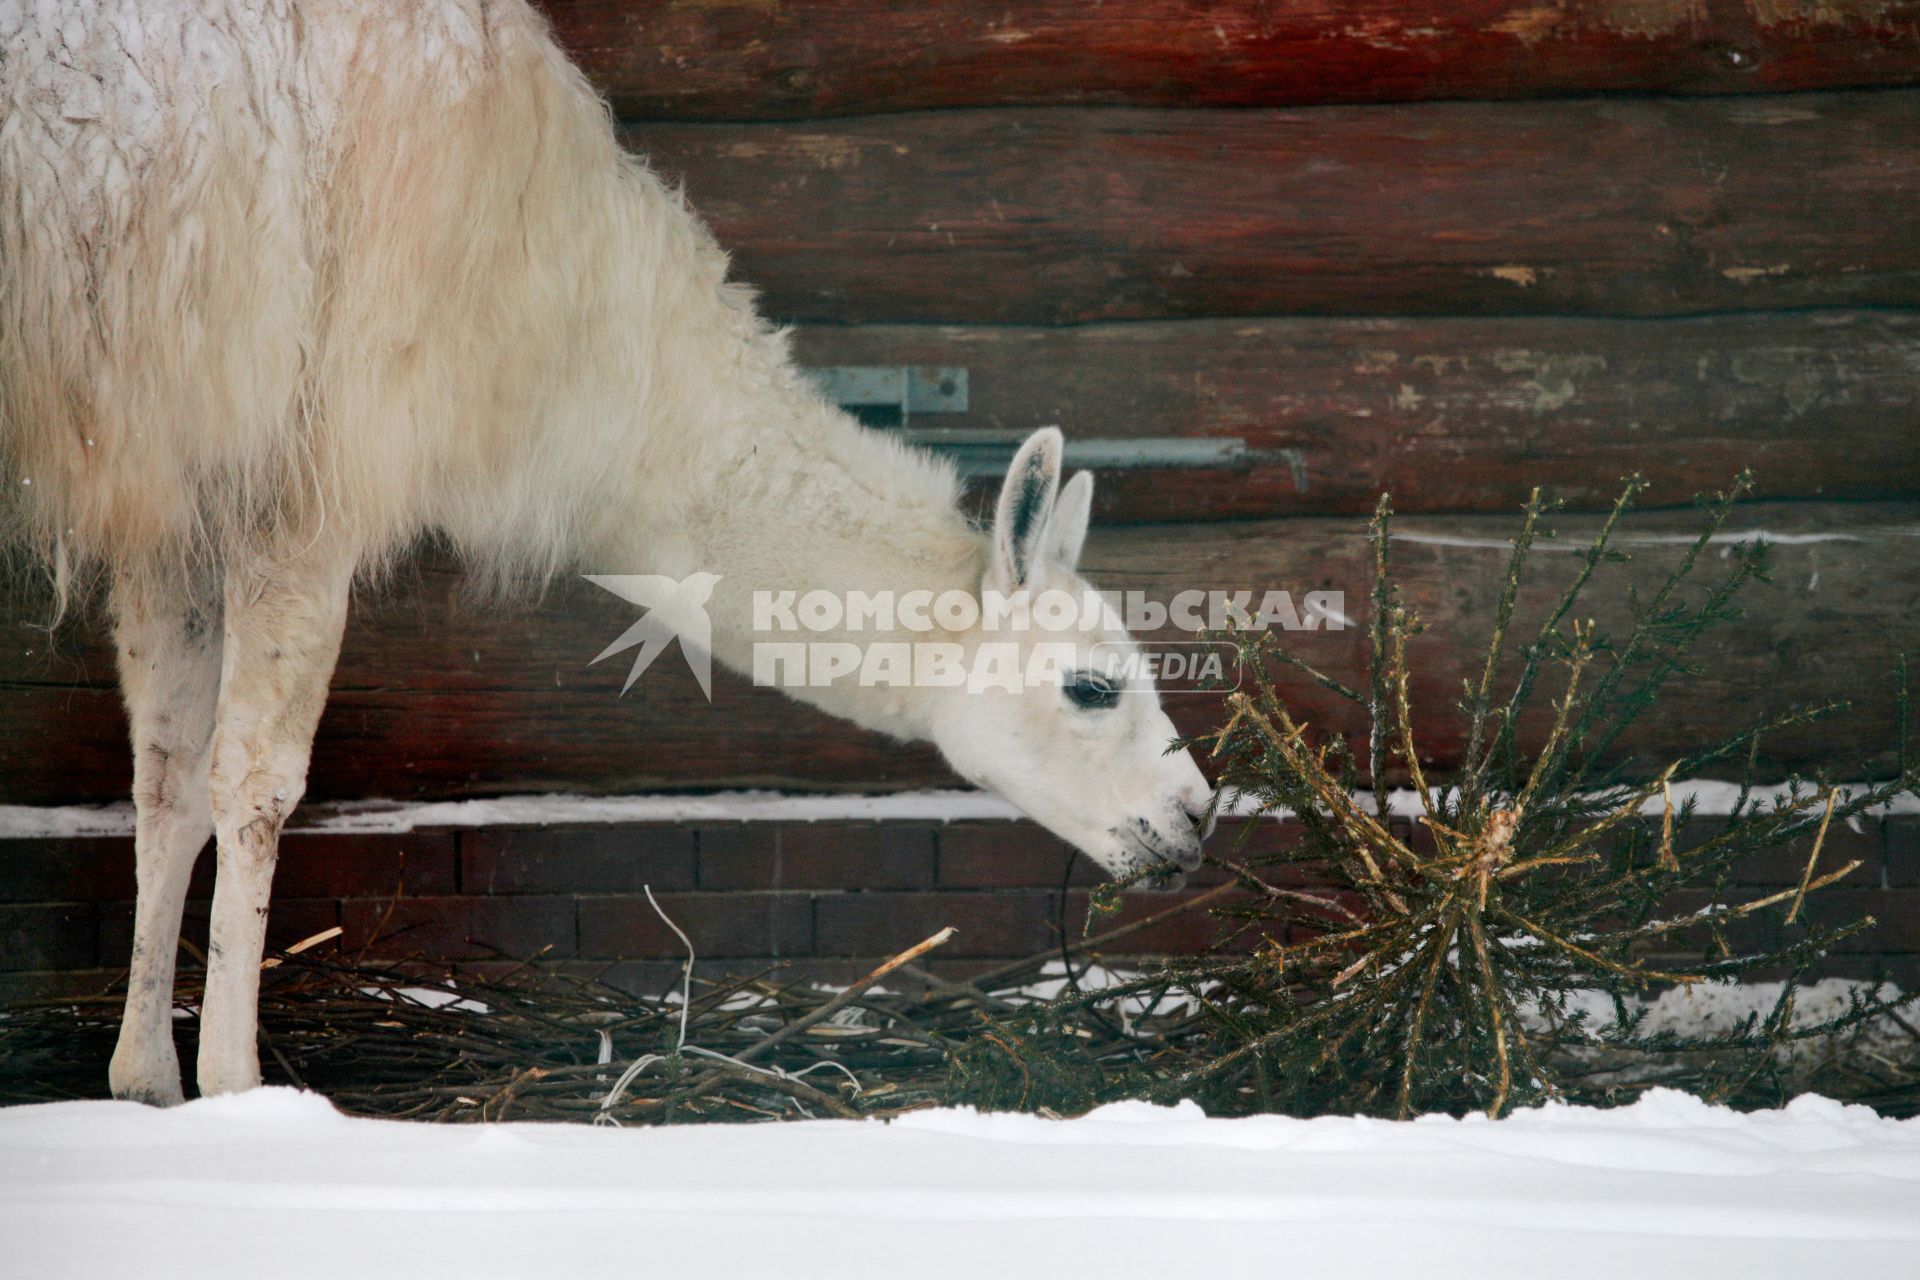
[{"left": 0, "top": 2, "right": 1217, "bottom": 1101}]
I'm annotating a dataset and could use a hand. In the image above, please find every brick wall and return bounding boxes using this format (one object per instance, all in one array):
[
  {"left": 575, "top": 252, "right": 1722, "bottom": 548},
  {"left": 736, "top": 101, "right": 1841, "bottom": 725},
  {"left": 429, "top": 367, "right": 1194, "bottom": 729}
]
[{"left": 4, "top": 814, "right": 1919, "bottom": 1003}]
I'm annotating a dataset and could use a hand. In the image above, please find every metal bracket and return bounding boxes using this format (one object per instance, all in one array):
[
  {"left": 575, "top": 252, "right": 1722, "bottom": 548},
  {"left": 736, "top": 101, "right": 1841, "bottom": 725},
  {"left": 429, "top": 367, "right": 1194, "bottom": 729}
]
[
  {"left": 803, "top": 365, "right": 1304, "bottom": 489},
  {"left": 901, "top": 430, "right": 1306, "bottom": 490},
  {"left": 804, "top": 366, "right": 968, "bottom": 425},
  {"left": 896, "top": 431, "right": 1238, "bottom": 478}
]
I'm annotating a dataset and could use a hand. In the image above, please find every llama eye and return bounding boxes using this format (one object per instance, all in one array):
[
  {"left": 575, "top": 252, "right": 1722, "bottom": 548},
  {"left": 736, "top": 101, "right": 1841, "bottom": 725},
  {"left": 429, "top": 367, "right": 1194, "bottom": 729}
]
[{"left": 1064, "top": 672, "right": 1120, "bottom": 711}]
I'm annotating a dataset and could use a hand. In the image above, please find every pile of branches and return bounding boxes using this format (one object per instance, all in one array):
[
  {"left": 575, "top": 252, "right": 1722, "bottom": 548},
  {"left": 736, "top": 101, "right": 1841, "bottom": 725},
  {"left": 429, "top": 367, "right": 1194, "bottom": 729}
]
[
  {"left": 0, "top": 901, "right": 1235, "bottom": 1122},
  {"left": 4, "top": 476, "right": 1918, "bottom": 1122},
  {"left": 1, "top": 880, "right": 1913, "bottom": 1122},
  {"left": 1148, "top": 474, "right": 1920, "bottom": 1117}
]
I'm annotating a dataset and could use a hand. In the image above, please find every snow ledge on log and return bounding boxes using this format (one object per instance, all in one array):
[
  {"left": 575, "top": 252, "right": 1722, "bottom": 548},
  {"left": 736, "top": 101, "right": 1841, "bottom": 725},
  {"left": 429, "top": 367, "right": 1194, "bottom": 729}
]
[{"left": 0, "top": 779, "right": 1913, "bottom": 839}]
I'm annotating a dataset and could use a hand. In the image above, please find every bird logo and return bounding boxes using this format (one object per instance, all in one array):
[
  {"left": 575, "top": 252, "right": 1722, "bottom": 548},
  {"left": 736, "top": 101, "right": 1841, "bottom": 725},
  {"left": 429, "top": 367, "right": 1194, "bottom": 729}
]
[{"left": 584, "top": 572, "right": 722, "bottom": 699}]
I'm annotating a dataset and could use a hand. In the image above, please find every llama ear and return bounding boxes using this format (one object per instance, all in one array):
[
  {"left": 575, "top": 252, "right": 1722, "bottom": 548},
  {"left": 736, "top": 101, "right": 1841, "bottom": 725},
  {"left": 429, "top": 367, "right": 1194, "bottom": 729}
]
[
  {"left": 990, "top": 427, "right": 1063, "bottom": 591},
  {"left": 1048, "top": 470, "right": 1093, "bottom": 572}
]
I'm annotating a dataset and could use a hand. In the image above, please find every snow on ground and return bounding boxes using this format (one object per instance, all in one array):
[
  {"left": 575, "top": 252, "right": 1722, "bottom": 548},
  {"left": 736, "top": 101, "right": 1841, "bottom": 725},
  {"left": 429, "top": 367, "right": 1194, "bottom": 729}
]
[{"left": 3, "top": 1089, "right": 1918, "bottom": 1280}]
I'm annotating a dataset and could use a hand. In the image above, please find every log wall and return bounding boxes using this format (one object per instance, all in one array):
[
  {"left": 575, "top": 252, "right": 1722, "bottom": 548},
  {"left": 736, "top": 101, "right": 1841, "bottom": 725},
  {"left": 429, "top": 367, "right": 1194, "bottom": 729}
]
[
  {"left": 3, "top": 2, "right": 1917, "bottom": 811},
  {"left": 628, "top": 95, "right": 1920, "bottom": 324},
  {"left": 7, "top": 503, "right": 1913, "bottom": 805},
  {"left": 792, "top": 312, "right": 1920, "bottom": 521},
  {"left": 538, "top": 0, "right": 1920, "bottom": 118}
]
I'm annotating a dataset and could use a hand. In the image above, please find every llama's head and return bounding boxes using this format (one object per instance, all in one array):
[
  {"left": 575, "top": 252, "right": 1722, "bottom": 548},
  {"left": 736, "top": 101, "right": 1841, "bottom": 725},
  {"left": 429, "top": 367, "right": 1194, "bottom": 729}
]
[{"left": 928, "top": 429, "right": 1216, "bottom": 882}]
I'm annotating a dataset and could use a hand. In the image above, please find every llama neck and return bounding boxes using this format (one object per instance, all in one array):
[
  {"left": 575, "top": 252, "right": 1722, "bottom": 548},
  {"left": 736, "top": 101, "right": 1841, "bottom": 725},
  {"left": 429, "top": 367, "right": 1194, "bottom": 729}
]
[
  {"left": 717, "top": 414, "right": 983, "bottom": 736},
  {"left": 592, "top": 342, "right": 986, "bottom": 740},
  {"left": 462, "top": 104, "right": 986, "bottom": 738}
]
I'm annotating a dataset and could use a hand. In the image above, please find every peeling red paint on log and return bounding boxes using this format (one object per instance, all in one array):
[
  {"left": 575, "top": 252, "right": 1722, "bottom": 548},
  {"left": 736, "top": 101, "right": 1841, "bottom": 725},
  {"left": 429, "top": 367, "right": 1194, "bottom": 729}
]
[
  {"left": 793, "top": 310, "right": 1920, "bottom": 520},
  {"left": 627, "top": 94, "right": 1920, "bottom": 323},
  {"left": 532, "top": 0, "right": 1920, "bottom": 119},
  {"left": 3, "top": 504, "right": 1913, "bottom": 805}
]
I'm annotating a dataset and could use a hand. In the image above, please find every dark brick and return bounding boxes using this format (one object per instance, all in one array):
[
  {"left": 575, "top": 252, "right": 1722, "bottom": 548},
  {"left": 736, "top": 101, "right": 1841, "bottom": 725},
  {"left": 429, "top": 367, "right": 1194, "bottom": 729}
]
[
  {"left": 1777, "top": 952, "right": 1920, "bottom": 988},
  {"left": 919, "top": 956, "right": 1049, "bottom": 986},
  {"left": 936, "top": 819, "right": 1283, "bottom": 890},
  {"left": 462, "top": 826, "right": 695, "bottom": 895},
  {"left": 577, "top": 892, "right": 812, "bottom": 959},
  {"left": 1063, "top": 889, "right": 1270, "bottom": 956},
  {"left": 1752, "top": 820, "right": 1884, "bottom": 888},
  {"left": 1650, "top": 887, "right": 1920, "bottom": 955},
  {"left": 705, "top": 956, "right": 1010, "bottom": 992},
  {"left": 935, "top": 822, "right": 1085, "bottom": 888},
  {"left": 759, "top": 954, "right": 1077, "bottom": 990},
  {"left": 573, "top": 959, "right": 707, "bottom": 998},
  {"left": 1282, "top": 885, "right": 1372, "bottom": 934},
  {"left": 453, "top": 957, "right": 702, "bottom": 999},
  {"left": 0, "top": 903, "right": 96, "bottom": 971},
  {"left": 813, "top": 891, "right": 1058, "bottom": 958},
  {"left": 1801, "top": 889, "right": 1920, "bottom": 952},
  {"left": 700, "top": 823, "right": 936, "bottom": 891},
  {"left": 0, "top": 837, "right": 137, "bottom": 903},
  {"left": 939, "top": 815, "right": 1312, "bottom": 889},
  {"left": 339, "top": 895, "right": 575, "bottom": 960},
  {"left": 99, "top": 898, "right": 341, "bottom": 966},
  {"left": 1603, "top": 814, "right": 1885, "bottom": 888},
  {"left": 274, "top": 832, "right": 459, "bottom": 898},
  {"left": 1886, "top": 816, "right": 1920, "bottom": 886},
  {"left": 692, "top": 825, "right": 776, "bottom": 886},
  {"left": 1686, "top": 816, "right": 1883, "bottom": 888},
  {"left": 1211, "top": 818, "right": 1309, "bottom": 860},
  {"left": 0, "top": 967, "right": 123, "bottom": 1003},
  {"left": 0, "top": 832, "right": 453, "bottom": 904}
]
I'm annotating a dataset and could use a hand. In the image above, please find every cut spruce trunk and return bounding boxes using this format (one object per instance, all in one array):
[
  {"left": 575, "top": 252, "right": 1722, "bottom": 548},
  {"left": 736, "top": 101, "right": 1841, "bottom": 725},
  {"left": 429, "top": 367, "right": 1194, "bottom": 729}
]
[
  {"left": 792, "top": 310, "right": 1920, "bottom": 521},
  {"left": 535, "top": 0, "right": 1920, "bottom": 119},
  {"left": 3, "top": 502, "right": 1914, "bottom": 804},
  {"left": 624, "top": 92, "right": 1920, "bottom": 323}
]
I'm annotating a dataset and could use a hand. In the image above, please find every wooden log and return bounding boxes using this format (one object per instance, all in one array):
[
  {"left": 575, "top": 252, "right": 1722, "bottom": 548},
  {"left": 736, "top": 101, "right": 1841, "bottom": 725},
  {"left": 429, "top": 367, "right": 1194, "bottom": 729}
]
[
  {"left": 627, "top": 94, "right": 1920, "bottom": 324},
  {"left": 793, "top": 310, "right": 1920, "bottom": 521},
  {"left": 3, "top": 502, "right": 1913, "bottom": 805},
  {"left": 537, "top": 0, "right": 1920, "bottom": 119},
  {"left": 0, "top": 575, "right": 955, "bottom": 807},
  {"left": 1090, "top": 502, "right": 1920, "bottom": 788}
]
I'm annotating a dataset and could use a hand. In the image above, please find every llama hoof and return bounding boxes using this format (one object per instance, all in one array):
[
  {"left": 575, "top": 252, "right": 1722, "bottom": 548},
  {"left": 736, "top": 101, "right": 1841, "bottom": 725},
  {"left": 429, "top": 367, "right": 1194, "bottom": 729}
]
[
  {"left": 195, "top": 1057, "right": 263, "bottom": 1098},
  {"left": 113, "top": 1082, "right": 188, "bottom": 1108},
  {"left": 108, "top": 1054, "right": 186, "bottom": 1108}
]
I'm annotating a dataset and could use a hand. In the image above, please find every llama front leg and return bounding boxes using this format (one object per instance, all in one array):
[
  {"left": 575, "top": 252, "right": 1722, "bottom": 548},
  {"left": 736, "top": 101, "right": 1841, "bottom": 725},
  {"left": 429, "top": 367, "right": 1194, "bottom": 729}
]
[
  {"left": 107, "top": 570, "right": 223, "bottom": 1107},
  {"left": 196, "top": 551, "right": 354, "bottom": 1096}
]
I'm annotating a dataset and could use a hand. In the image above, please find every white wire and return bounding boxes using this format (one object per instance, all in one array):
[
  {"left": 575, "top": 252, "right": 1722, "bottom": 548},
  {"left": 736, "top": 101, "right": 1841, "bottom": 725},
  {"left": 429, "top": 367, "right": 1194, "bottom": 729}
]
[
  {"left": 682, "top": 1045, "right": 783, "bottom": 1077},
  {"left": 684, "top": 1044, "right": 863, "bottom": 1094},
  {"left": 644, "top": 883, "right": 694, "bottom": 1052},
  {"left": 595, "top": 1053, "right": 665, "bottom": 1124},
  {"left": 786, "top": 1059, "right": 864, "bottom": 1091},
  {"left": 597, "top": 886, "right": 863, "bottom": 1121},
  {"left": 594, "top": 1029, "right": 614, "bottom": 1084}
]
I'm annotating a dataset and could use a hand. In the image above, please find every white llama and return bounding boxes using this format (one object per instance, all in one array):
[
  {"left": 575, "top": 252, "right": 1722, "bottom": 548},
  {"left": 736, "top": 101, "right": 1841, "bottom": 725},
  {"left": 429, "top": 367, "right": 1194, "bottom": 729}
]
[{"left": 0, "top": 1, "right": 1215, "bottom": 1105}]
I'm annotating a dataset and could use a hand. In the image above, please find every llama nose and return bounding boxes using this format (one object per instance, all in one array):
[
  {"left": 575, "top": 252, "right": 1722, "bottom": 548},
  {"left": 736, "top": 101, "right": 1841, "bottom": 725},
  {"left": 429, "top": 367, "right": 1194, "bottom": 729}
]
[{"left": 1184, "top": 800, "right": 1217, "bottom": 841}]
